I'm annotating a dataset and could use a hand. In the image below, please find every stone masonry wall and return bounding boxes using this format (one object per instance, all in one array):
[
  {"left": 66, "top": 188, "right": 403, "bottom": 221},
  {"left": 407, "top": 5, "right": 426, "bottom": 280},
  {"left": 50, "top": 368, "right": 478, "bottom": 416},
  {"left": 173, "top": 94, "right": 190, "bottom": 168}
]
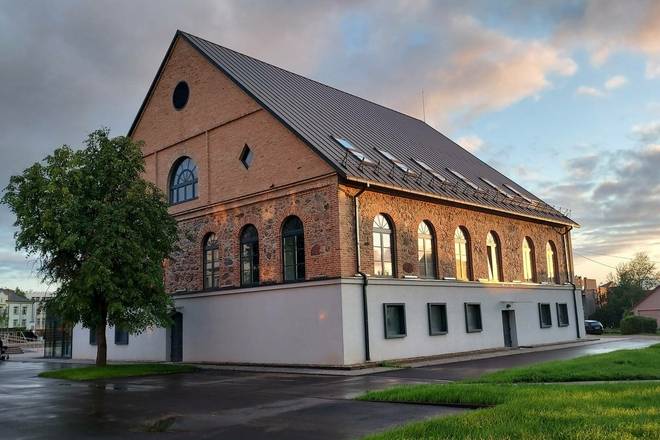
[
  {"left": 339, "top": 185, "right": 570, "bottom": 284},
  {"left": 165, "top": 180, "right": 341, "bottom": 292}
]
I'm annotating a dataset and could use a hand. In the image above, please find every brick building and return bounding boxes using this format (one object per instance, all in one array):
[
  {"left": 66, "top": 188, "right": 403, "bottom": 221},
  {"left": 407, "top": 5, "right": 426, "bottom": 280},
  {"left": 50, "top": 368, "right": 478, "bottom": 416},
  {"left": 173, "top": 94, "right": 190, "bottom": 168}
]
[{"left": 72, "top": 31, "right": 583, "bottom": 365}]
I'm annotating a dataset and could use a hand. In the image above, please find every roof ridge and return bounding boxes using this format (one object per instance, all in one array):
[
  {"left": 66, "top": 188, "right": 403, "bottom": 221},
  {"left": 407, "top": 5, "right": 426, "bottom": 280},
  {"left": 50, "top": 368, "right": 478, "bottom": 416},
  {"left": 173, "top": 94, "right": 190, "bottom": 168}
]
[{"left": 177, "top": 30, "right": 428, "bottom": 127}]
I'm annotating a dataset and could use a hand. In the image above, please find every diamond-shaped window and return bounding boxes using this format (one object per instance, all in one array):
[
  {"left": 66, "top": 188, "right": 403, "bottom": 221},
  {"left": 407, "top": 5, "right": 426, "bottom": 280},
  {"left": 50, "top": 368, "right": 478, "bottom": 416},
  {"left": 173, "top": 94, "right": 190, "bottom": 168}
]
[{"left": 240, "top": 144, "right": 254, "bottom": 169}]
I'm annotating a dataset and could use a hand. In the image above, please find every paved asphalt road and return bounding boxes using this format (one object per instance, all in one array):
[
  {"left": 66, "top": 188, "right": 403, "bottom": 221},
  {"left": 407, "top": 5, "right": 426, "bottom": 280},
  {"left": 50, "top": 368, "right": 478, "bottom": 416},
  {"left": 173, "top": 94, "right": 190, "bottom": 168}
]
[{"left": 0, "top": 337, "right": 656, "bottom": 439}]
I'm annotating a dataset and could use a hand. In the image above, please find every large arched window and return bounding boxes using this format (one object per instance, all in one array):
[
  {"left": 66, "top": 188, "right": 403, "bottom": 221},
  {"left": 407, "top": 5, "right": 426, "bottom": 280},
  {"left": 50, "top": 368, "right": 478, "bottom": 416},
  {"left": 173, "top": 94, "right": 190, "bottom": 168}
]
[
  {"left": 203, "top": 233, "right": 219, "bottom": 289},
  {"left": 417, "top": 221, "right": 436, "bottom": 278},
  {"left": 486, "top": 231, "right": 502, "bottom": 282},
  {"left": 169, "top": 157, "right": 198, "bottom": 204},
  {"left": 282, "top": 216, "right": 305, "bottom": 281},
  {"left": 522, "top": 237, "right": 536, "bottom": 283},
  {"left": 546, "top": 241, "right": 559, "bottom": 284},
  {"left": 373, "top": 214, "right": 394, "bottom": 277},
  {"left": 240, "top": 225, "right": 259, "bottom": 287},
  {"left": 454, "top": 227, "right": 471, "bottom": 280}
]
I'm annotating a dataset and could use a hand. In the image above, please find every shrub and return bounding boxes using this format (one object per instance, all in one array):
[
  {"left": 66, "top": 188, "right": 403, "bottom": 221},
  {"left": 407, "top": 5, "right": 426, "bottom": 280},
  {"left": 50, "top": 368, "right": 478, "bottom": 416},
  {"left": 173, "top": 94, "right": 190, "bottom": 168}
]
[{"left": 620, "top": 315, "right": 658, "bottom": 334}]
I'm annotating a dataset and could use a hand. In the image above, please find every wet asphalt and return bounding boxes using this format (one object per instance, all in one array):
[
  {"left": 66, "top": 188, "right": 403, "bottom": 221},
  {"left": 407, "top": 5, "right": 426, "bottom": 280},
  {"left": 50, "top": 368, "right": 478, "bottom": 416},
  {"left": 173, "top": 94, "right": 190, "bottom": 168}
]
[{"left": 0, "top": 337, "right": 656, "bottom": 439}]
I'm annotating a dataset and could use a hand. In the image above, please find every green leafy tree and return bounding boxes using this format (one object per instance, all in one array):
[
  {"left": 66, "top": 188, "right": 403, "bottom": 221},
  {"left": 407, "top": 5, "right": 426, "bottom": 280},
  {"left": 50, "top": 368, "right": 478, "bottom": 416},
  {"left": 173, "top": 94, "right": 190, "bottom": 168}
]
[
  {"left": 2, "top": 129, "right": 178, "bottom": 366},
  {"left": 591, "top": 253, "right": 660, "bottom": 327}
]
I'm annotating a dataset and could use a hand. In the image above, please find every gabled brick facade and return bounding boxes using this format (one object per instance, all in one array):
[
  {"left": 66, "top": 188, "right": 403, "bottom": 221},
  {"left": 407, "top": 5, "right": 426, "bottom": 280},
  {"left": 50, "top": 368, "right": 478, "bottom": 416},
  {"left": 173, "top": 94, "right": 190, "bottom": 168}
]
[{"left": 131, "top": 34, "right": 573, "bottom": 295}]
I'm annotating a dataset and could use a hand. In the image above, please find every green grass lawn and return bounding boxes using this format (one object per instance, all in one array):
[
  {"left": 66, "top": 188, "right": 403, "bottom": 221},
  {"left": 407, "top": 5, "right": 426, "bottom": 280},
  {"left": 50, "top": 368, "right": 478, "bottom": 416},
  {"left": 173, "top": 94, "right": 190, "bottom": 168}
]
[
  {"left": 39, "top": 363, "right": 196, "bottom": 381},
  {"left": 359, "top": 344, "right": 660, "bottom": 439},
  {"left": 360, "top": 383, "right": 660, "bottom": 439},
  {"left": 468, "top": 343, "right": 660, "bottom": 383}
]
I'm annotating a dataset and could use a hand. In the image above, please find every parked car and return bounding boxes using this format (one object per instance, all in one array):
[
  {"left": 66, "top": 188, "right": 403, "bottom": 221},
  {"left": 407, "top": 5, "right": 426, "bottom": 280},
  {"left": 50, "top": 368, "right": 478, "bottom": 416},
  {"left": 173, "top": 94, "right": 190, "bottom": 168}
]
[{"left": 585, "top": 320, "right": 604, "bottom": 335}]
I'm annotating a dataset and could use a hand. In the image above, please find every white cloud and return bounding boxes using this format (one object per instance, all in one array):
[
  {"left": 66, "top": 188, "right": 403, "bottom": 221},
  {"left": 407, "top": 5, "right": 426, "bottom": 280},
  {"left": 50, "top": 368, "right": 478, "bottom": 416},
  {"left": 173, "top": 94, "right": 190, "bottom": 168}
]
[
  {"left": 456, "top": 135, "right": 484, "bottom": 153},
  {"left": 604, "top": 75, "right": 628, "bottom": 90},
  {"left": 576, "top": 86, "right": 604, "bottom": 97},
  {"left": 576, "top": 75, "right": 628, "bottom": 98},
  {"left": 555, "top": 0, "right": 660, "bottom": 76},
  {"left": 632, "top": 120, "right": 660, "bottom": 143}
]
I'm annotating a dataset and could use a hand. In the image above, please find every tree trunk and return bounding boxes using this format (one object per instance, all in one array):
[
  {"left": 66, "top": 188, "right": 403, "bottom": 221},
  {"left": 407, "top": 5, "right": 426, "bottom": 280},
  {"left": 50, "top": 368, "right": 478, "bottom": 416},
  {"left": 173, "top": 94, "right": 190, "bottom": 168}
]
[{"left": 95, "top": 301, "right": 108, "bottom": 367}]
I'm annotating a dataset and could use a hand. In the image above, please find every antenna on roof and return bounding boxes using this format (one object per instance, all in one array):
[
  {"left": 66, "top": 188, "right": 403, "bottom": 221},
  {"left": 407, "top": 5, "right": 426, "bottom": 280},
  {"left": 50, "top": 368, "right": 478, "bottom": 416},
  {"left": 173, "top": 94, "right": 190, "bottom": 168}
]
[{"left": 421, "top": 90, "right": 426, "bottom": 123}]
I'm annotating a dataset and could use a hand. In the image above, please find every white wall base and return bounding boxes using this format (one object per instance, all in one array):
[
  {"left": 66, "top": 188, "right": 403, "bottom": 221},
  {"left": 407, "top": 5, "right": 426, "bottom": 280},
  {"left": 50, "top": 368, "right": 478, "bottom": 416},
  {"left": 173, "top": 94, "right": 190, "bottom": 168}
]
[{"left": 70, "top": 278, "right": 584, "bottom": 365}]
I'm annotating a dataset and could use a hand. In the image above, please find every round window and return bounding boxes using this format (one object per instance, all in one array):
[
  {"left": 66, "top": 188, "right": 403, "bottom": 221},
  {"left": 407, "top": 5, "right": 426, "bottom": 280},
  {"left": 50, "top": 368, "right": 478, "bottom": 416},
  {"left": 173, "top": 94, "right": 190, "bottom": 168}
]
[{"left": 172, "top": 81, "right": 189, "bottom": 110}]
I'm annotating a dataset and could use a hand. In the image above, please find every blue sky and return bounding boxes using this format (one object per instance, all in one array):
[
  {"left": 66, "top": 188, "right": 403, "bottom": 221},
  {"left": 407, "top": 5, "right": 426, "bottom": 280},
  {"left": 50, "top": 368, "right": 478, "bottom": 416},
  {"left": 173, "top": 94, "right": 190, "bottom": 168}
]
[{"left": 1, "top": 0, "right": 659, "bottom": 290}]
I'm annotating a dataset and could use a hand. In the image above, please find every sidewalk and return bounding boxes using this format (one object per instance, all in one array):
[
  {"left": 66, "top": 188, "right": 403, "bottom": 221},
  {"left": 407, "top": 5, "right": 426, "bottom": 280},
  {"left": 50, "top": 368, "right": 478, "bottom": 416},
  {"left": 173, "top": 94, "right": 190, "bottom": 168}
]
[{"left": 8, "top": 337, "right": 613, "bottom": 377}]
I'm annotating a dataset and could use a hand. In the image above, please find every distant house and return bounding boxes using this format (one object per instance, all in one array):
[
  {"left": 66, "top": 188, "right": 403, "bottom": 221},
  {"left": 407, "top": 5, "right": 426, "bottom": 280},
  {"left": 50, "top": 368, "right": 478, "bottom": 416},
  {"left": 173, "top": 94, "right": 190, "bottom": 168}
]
[
  {"left": 0, "top": 288, "right": 52, "bottom": 331},
  {"left": 632, "top": 286, "right": 660, "bottom": 325}
]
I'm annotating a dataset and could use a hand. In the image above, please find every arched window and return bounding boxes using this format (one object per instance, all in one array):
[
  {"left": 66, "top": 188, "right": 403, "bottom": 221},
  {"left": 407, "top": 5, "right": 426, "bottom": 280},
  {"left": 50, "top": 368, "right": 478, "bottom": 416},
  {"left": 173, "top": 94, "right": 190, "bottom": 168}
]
[
  {"left": 203, "top": 233, "right": 219, "bottom": 289},
  {"left": 240, "top": 225, "right": 259, "bottom": 286},
  {"left": 373, "top": 214, "right": 394, "bottom": 277},
  {"left": 282, "top": 216, "right": 305, "bottom": 281},
  {"left": 522, "top": 237, "right": 536, "bottom": 282},
  {"left": 417, "top": 221, "right": 436, "bottom": 278},
  {"left": 546, "top": 241, "right": 559, "bottom": 283},
  {"left": 169, "top": 157, "right": 198, "bottom": 204},
  {"left": 486, "top": 231, "right": 502, "bottom": 282},
  {"left": 454, "top": 227, "right": 471, "bottom": 280}
]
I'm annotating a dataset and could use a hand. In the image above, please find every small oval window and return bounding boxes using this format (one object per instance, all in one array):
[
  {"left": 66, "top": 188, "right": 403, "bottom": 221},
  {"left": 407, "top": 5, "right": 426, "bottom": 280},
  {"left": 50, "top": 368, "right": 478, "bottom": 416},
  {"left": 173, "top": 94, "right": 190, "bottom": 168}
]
[{"left": 172, "top": 81, "right": 189, "bottom": 110}]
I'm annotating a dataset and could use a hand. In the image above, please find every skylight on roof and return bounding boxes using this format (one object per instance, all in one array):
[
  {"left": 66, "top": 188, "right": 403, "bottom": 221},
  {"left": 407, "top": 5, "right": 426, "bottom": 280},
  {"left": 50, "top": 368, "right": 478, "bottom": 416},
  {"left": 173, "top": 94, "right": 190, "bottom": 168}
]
[
  {"left": 480, "top": 178, "right": 513, "bottom": 198},
  {"left": 413, "top": 159, "right": 446, "bottom": 182},
  {"left": 503, "top": 183, "right": 533, "bottom": 203},
  {"left": 447, "top": 168, "right": 480, "bottom": 190},
  {"left": 332, "top": 136, "right": 376, "bottom": 166},
  {"left": 377, "top": 149, "right": 418, "bottom": 177}
]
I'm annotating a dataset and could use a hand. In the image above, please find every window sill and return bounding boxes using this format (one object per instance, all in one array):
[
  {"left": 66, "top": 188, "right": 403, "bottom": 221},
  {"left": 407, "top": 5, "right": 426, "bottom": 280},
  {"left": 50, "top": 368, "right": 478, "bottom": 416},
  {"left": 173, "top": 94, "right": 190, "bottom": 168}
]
[
  {"left": 466, "top": 329, "right": 483, "bottom": 333},
  {"left": 429, "top": 331, "right": 448, "bottom": 336},
  {"left": 385, "top": 334, "right": 407, "bottom": 339}
]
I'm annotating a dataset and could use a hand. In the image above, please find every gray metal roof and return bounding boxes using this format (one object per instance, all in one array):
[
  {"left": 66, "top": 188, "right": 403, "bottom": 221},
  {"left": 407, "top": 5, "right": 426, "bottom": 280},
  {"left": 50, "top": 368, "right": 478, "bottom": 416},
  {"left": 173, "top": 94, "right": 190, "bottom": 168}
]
[
  {"left": 0, "top": 289, "right": 31, "bottom": 303},
  {"left": 136, "top": 31, "right": 577, "bottom": 226}
]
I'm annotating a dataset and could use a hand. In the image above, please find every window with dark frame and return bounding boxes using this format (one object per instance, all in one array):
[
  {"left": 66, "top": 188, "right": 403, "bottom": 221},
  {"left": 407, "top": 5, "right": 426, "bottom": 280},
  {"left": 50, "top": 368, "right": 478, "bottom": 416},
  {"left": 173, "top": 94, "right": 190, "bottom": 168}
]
[
  {"left": 465, "top": 303, "right": 483, "bottom": 333},
  {"left": 384, "top": 304, "right": 406, "bottom": 338},
  {"left": 428, "top": 303, "right": 448, "bottom": 335},
  {"left": 418, "top": 221, "right": 436, "bottom": 278},
  {"left": 282, "top": 216, "right": 305, "bottom": 281},
  {"left": 114, "top": 327, "right": 129, "bottom": 345},
  {"left": 557, "top": 303, "right": 569, "bottom": 327},
  {"left": 203, "top": 233, "right": 220, "bottom": 289},
  {"left": 539, "top": 303, "right": 553, "bottom": 328},
  {"left": 89, "top": 326, "right": 97, "bottom": 345},
  {"left": 240, "top": 144, "right": 254, "bottom": 169},
  {"left": 169, "top": 157, "right": 198, "bottom": 204},
  {"left": 240, "top": 225, "right": 259, "bottom": 286}
]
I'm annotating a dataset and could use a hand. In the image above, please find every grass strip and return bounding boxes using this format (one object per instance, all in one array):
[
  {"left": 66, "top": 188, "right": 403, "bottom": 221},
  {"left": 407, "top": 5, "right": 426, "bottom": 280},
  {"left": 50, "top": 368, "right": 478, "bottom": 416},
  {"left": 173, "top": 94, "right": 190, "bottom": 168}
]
[
  {"left": 467, "top": 343, "right": 660, "bottom": 383},
  {"left": 39, "top": 363, "right": 196, "bottom": 381},
  {"left": 361, "top": 382, "right": 660, "bottom": 439}
]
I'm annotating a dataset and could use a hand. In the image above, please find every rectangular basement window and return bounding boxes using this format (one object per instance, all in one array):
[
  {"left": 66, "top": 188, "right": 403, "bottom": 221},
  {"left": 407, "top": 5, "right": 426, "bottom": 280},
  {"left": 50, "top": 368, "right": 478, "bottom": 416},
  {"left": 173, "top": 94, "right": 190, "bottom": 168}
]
[
  {"left": 557, "top": 303, "right": 569, "bottom": 327},
  {"left": 539, "top": 303, "right": 553, "bottom": 328},
  {"left": 465, "top": 303, "right": 483, "bottom": 333},
  {"left": 89, "top": 326, "right": 97, "bottom": 346},
  {"left": 384, "top": 303, "right": 407, "bottom": 339},
  {"left": 428, "top": 303, "right": 448, "bottom": 335},
  {"left": 115, "top": 327, "right": 129, "bottom": 345}
]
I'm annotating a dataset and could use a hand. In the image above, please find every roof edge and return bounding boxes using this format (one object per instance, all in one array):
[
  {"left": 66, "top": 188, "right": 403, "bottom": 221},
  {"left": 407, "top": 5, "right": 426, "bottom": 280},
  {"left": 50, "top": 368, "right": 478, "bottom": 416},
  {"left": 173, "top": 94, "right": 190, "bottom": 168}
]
[{"left": 344, "top": 176, "right": 580, "bottom": 228}]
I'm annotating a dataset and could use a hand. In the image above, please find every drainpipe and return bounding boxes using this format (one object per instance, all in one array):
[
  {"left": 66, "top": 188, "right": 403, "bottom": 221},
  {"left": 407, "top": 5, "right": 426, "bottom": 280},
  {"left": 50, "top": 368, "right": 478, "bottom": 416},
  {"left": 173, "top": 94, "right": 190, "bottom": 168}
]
[
  {"left": 561, "top": 226, "right": 581, "bottom": 339},
  {"left": 353, "top": 184, "right": 370, "bottom": 362}
]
